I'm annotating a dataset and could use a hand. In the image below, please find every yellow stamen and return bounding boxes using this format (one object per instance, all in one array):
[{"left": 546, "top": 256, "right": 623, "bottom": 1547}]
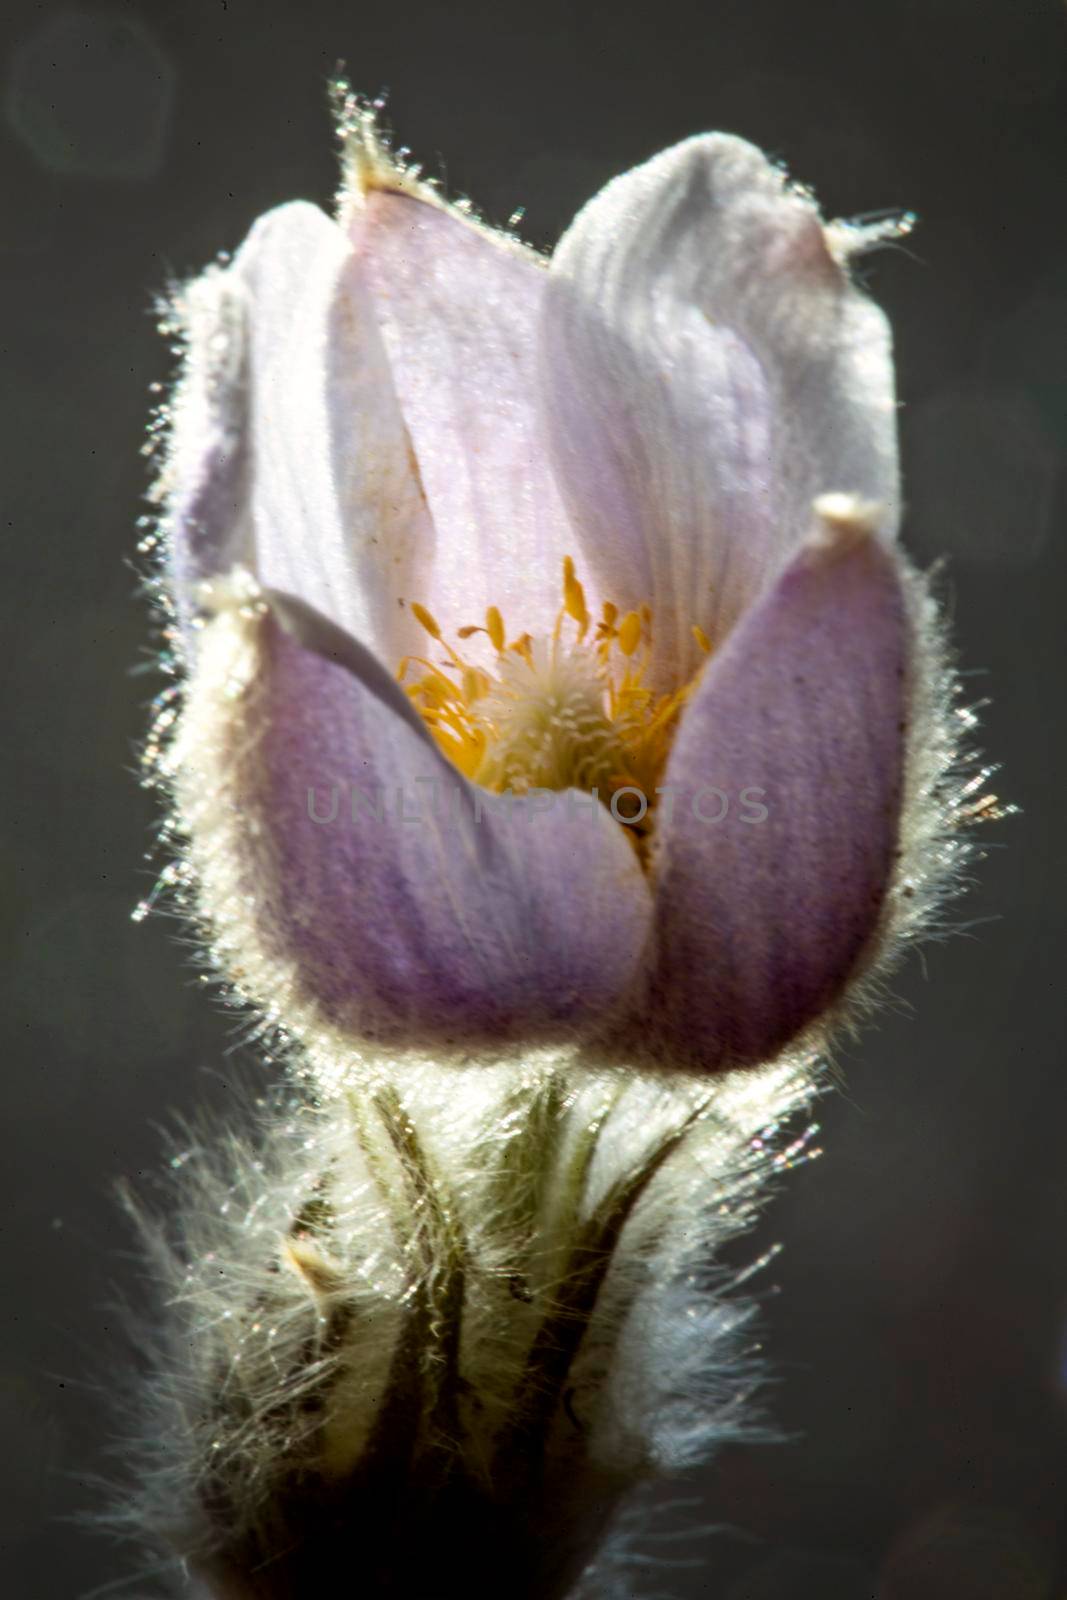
[
  {"left": 617, "top": 611, "right": 642, "bottom": 657},
  {"left": 486, "top": 606, "right": 506, "bottom": 653},
  {"left": 562, "top": 556, "right": 589, "bottom": 637},
  {"left": 410, "top": 601, "right": 442, "bottom": 640},
  {"left": 461, "top": 665, "right": 489, "bottom": 702},
  {"left": 397, "top": 560, "right": 714, "bottom": 857}
]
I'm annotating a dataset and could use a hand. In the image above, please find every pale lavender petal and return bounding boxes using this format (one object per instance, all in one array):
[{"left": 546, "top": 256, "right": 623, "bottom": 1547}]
[
  {"left": 163, "top": 248, "right": 253, "bottom": 625},
  {"left": 227, "top": 594, "right": 652, "bottom": 1047},
  {"left": 168, "top": 201, "right": 436, "bottom": 665},
  {"left": 638, "top": 502, "right": 907, "bottom": 1070},
  {"left": 239, "top": 203, "right": 439, "bottom": 664},
  {"left": 353, "top": 192, "right": 583, "bottom": 646},
  {"left": 542, "top": 136, "right": 899, "bottom": 684}
]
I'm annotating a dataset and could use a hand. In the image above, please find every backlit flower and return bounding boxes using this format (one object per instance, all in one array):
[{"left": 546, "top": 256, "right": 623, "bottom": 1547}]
[
  {"left": 147, "top": 103, "right": 970, "bottom": 1082},
  {"left": 124, "top": 96, "right": 996, "bottom": 1600}
]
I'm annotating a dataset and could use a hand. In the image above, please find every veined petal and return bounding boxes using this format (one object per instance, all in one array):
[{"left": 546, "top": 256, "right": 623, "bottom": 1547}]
[
  {"left": 167, "top": 201, "right": 436, "bottom": 664},
  {"left": 240, "top": 202, "right": 439, "bottom": 664},
  {"left": 542, "top": 135, "right": 899, "bottom": 685},
  {"left": 353, "top": 191, "right": 583, "bottom": 647},
  {"left": 638, "top": 499, "right": 908, "bottom": 1070},
  {"left": 174, "top": 579, "right": 652, "bottom": 1060}
]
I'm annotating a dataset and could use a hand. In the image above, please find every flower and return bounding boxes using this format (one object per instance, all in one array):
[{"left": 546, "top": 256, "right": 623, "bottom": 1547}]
[
  {"left": 147, "top": 100, "right": 970, "bottom": 1088},
  {"left": 126, "top": 96, "right": 995, "bottom": 1600}
]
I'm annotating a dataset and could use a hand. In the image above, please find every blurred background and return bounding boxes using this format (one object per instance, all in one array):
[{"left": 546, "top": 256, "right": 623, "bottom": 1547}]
[{"left": 2, "top": 0, "right": 1065, "bottom": 1595}]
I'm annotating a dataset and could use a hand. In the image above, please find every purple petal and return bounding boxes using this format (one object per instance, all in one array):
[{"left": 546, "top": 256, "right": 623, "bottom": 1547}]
[
  {"left": 168, "top": 201, "right": 436, "bottom": 665},
  {"left": 353, "top": 191, "right": 581, "bottom": 647},
  {"left": 163, "top": 243, "right": 254, "bottom": 625},
  {"left": 204, "top": 592, "right": 652, "bottom": 1049},
  {"left": 637, "top": 501, "right": 907, "bottom": 1070},
  {"left": 541, "top": 136, "right": 899, "bottom": 685}
]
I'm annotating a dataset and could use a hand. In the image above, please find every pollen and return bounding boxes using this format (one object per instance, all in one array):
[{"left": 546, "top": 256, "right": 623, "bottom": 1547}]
[{"left": 399, "top": 559, "right": 712, "bottom": 848}]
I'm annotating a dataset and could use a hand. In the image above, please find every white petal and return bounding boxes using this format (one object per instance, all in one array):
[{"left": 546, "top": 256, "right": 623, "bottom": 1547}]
[
  {"left": 172, "top": 200, "right": 437, "bottom": 664},
  {"left": 353, "top": 191, "right": 582, "bottom": 648},
  {"left": 542, "top": 135, "right": 899, "bottom": 683}
]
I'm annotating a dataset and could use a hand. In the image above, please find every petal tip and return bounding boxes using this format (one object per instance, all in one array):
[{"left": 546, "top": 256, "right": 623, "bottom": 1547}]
[
  {"left": 332, "top": 88, "right": 454, "bottom": 229},
  {"left": 809, "top": 493, "right": 887, "bottom": 558},
  {"left": 660, "top": 130, "right": 788, "bottom": 191},
  {"left": 333, "top": 88, "right": 423, "bottom": 205}
]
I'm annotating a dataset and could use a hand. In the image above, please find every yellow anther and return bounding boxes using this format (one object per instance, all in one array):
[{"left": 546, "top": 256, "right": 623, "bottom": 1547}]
[
  {"left": 617, "top": 611, "right": 642, "bottom": 657},
  {"left": 411, "top": 602, "right": 441, "bottom": 640},
  {"left": 486, "top": 606, "right": 506, "bottom": 652},
  {"left": 400, "top": 561, "right": 713, "bottom": 858},
  {"left": 411, "top": 674, "right": 452, "bottom": 709},
  {"left": 562, "top": 556, "right": 589, "bottom": 635},
  {"left": 462, "top": 665, "right": 489, "bottom": 702}
]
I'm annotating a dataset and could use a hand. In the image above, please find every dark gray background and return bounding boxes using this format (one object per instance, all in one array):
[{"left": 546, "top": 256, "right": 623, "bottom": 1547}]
[{"left": 2, "top": 1, "right": 1065, "bottom": 1595}]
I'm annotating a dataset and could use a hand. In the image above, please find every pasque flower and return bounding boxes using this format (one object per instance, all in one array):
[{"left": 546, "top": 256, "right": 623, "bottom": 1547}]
[
  {"left": 151, "top": 100, "right": 966, "bottom": 1089},
  {"left": 127, "top": 95, "right": 988, "bottom": 1600}
]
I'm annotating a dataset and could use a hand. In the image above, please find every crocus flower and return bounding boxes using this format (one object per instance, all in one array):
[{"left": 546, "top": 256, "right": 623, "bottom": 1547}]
[{"left": 151, "top": 100, "right": 966, "bottom": 1092}]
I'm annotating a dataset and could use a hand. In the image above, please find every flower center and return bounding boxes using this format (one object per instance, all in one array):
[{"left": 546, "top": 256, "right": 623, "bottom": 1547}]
[{"left": 398, "top": 558, "right": 711, "bottom": 841}]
